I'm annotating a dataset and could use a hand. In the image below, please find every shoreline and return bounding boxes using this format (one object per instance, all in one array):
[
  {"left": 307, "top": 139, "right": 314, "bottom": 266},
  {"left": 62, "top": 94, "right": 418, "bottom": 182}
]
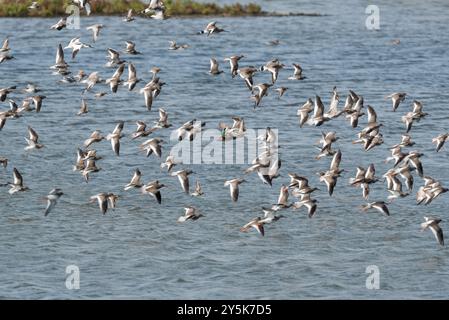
[
  {"left": 0, "top": 12, "right": 325, "bottom": 18},
  {"left": 0, "top": 0, "right": 323, "bottom": 18}
]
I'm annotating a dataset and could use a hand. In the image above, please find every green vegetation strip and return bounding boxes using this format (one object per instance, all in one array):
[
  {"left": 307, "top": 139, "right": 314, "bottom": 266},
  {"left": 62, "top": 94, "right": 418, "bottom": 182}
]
[{"left": 0, "top": 0, "right": 322, "bottom": 17}]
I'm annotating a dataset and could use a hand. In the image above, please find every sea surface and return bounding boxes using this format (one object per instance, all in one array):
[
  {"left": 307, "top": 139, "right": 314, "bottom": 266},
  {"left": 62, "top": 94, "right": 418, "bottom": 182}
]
[{"left": 1, "top": 0, "right": 449, "bottom": 299}]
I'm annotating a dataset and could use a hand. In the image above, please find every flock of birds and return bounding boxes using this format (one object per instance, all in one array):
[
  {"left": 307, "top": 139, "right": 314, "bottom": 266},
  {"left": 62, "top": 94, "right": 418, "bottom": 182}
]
[{"left": 0, "top": 0, "right": 446, "bottom": 248}]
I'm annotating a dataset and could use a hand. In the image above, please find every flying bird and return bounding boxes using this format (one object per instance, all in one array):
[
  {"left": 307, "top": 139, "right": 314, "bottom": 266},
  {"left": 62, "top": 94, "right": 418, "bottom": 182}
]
[
  {"left": 224, "top": 178, "right": 245, "bottom": 202},
  {"left": 191, "top": 180, "right": 204, "bottom": 197},
  {"left": 288, "top": 63, "right": 306, "bottom": 80},
  {"left": 90, "top": 193, "right": 109, "bottom": 215},
  {"left": 73, "top": 0, "right": 92, "bottom": 15},
  {"left": 123, "top": 9, "right": 135, "bottom": 22},
  {"left": 124, "top": 169, "right": 143, "bottom": 191},
  {"left": 224, "top": 55, "right": 244, "bottom": 78},
  {"left": 77, "top": 99, "right": 88, "bottom": 115},
  {"left": 44, "top": 188, "right": 64, "bottom": 216},
  {"left": 421, "top": 216, "right": 444, "bottom": 246},
  {"left": 24, "top": 126, "right": 44, "bottom": 150},
  {"left": 386, "top": 92, "right": 406, "bottom": 112},
  {"left": 177, "top": 206, "right": 204, "bottom": 222},
  {"left": 106, "top": 121, "right": 125, "bottom": 156},
  {"left": 7, "top": 168, "right": 29, "bottom": 194},
  {"left": 50, "top": 17, "right": 67, "bottom": 31},
  {"left": 171, "top": 169, "right": 194, "bottom": 194},
  {"left": 141, "top": 180, "right": 165, "bottom": 204},
  {"left": 140, "top": 138, "right": 163, "bottom": 158},
  {"left": 360, "top": 201, "right": 390, "bottom": 216},
  {"left": 240, "top": 217, "right": 265, "bottom": 236},
  {"left": 83, "top": 130, "right": 105, "bottom": 148},
  {"left": 432, "top": 133, "right": 449, "bottom": 152},
  {"left": 64, "top": 37, "right": 91, "bottom": 59},
  {"left": 86, "top": 24, "right": 103, "bottom": 43},
  {"left": 200, "top": 21, "right": 226, "bottom": 36},
  {"left": 209, "top": 58, "right": 223, "bottom": 75}
]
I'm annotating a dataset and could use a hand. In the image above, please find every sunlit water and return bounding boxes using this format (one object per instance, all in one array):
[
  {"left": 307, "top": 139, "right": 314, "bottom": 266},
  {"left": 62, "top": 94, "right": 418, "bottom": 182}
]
[{"left": 1, "top": 0, "right": 449, "bottom": 299}]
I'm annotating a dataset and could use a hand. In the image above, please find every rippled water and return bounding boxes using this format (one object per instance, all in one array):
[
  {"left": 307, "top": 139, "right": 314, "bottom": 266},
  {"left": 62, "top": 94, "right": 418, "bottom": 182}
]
[{"left": 1, "top": 0, "right": 449, "bottom": 299}]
